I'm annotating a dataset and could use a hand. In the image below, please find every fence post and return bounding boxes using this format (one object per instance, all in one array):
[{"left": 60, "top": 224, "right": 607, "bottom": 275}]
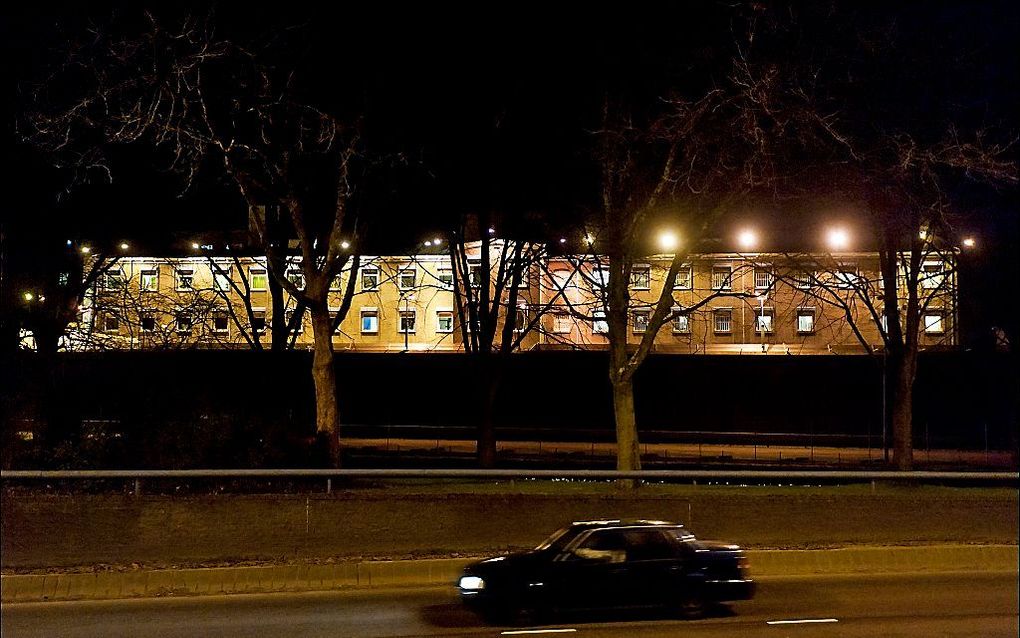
[{"left": 133, "top": 479, "right": 142, "bottom": 496}]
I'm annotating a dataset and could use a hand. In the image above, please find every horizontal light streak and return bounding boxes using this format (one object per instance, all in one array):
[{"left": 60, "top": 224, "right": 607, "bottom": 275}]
[
  {"left": 501, "top": 630, "right": 577, "bottom": 636},
  {"left": 766, "top": 618, "right": 839, "bottom": 625}
]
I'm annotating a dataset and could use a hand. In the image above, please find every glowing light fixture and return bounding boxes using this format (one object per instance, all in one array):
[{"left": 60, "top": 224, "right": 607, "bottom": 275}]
[
  {"left": 962, "top": 237, "right": 976, "bottom": 248},
  {"left": 340, "top": 240, "right": 351, "bottom": 250},
  {"left": 826, "top": 228, "right": 850, "bottom": 251},
  {"left": 559, "top": 238, "right": 567, "bottom": 244},
  {"left": 658, "top": 230, "right": 679, "bottom": 252},
  {"left": 584, "top": 234, "right": 595, "bottom": 245},
  {"left": 424, "top": 240, "right": 433, "bottom": 247},
  {"left": 119, "top": 242, "right": 129, "bottom": 250},
  {"left": 23, "top": 292, "right": 34, "bottom": 302},
  {"left": 737, "top": 229, "right": 758, "bottom": 250},
  {"left": 432, "top": 237, "right": 442, "bottom": 245},
  {"left": 191, "top": 242, "right": 200, "bottom": 250},
  {"left": 80, "top": 246, "right": 91, "bottom": 254}
]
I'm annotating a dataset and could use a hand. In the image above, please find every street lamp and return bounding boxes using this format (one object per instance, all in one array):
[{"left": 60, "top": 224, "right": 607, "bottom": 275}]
[
  {"left": 340, "top": 240, "right": 351, "bottom": 250},
  {"left": 119, "top": 242, "right": 129, "bottom": 250},
  {"left": 23, "top": 292, "right": 34, "bottom": 302},
  {"left": 737, "top": 229, "right": 758, "bottom": 251},
  {"left": 826, "top": 228, "right": 850, "bottom": 251},
  {"left": 80, "top": 246, "right": 91, "bottom": 255},
  {"left": 657, "top": 230, "right": 679, "bottom": 252},
  {"left": 962, "top": 237, "right": 976, "bottom": 249}
]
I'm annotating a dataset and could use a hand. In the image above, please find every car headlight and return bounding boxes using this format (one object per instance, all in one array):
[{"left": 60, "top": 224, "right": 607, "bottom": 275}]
[{"left": 459, "top": 575, "right": 485, "bottom": 590}]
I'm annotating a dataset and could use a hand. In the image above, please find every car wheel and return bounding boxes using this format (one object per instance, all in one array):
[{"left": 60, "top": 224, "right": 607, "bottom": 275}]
[{"left": 677, "top": 594, "right": 706, "bottom": 620}]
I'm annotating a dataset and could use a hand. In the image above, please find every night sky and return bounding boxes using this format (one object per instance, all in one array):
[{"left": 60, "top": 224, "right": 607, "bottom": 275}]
[{"left": 3, "top": 1, "right": 1018, "bottom": 344}]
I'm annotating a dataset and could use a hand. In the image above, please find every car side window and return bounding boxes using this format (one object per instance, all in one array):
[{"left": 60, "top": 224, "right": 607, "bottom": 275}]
[
  {"left": 573, "top": 530, "right": 628, "bottom": 562},
  {"left": 619, "top": 529, "right": 677, "bottom": 561}
]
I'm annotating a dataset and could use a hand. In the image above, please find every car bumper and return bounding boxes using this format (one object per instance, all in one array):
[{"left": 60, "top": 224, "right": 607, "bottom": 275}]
[{"left": 704, "top": 578, "right": 756, "bottom": 601}]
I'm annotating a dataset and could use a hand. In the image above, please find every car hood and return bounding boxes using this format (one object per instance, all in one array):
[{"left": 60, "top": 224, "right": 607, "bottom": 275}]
[{"left": 464, "top": 550, "right": 547, "bottom": 575}]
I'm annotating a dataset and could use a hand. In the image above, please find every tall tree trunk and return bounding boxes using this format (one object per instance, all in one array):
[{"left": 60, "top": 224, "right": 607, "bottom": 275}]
[
  {"left": 309, "top": 306, "right": 341, "bottom": 467},
  {"left": 477, "top": 357, "right": 500, "bottom": 468},
  {"left": 269, "top": 269, "right": 289, "bottom": 352},
  {"left": 888, "top": 349, "right": 917, "bottom": 471},
  {"left": 611, "top": 377, "right": 642, "bottom": 472}
]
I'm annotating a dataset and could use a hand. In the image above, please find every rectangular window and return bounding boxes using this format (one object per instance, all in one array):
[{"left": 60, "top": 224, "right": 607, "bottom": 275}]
[
  {"left": 210, "top": 312, "right": 228, "bottom": 334},
  {"left": 754, "top": 268, "right": 774, "bottom": 290},
  {"left": 330, "top": 275, "right": 343, "bottom": 291},
  {"left": 103, "top": 269, "right": 125, "bottom": 290},
  {"left": 251, "top": 311, "right": 267, "bottom": 334},
  {"left": 175, "top": 312, "right": 193, "bottom": 333},
  {"left": 515, "top": 265, "right": 530, "bottom": 289},
  {"left": 590, "top": 267, "right": 610, "bottom": 288},
  {"left": 923, "top": 313, "right": 944, "bottom": 334},
  {"left": 286, "top": 267, "right": 305, "bottom": 290},
  {"left": 673, "top": 266, "right": 693, "bottom": 290},
  {"left": 711, "top": 266, "right": 732, "bottom": 290},
  {"left": 398, "top": 309, "right": 416, "bottom": 333},
  {"left": 593, "top": 310, "right": 608, "bottom": 334},
  {"left": 103, "top": 314, "right": 119, "bottom": 332},
  {"left": 140, "top": 269, "right": 159, "bottom": 292},
  {"left": 140, "top": 313, "right": 156, "bottom": 333},
  {"left": 630, "top": 265, "right": 651, "bottom": 290},
  {"left": 796, "top": 308, "right": 815, "bottom": 334},
  {"left": 398, "top": 266, "right": 416, "bottom": 290},
  {"left": 213, "top": 266, "right": 231, "bottom": 292},
  {"left": 361, "top": 266, "right": 380, "bottom": 291},
  {"left": 514, "top": 305, "right": 528, "bottom": 332},
  {"left": 249, "top": 268, "right": 268, "bottom": 291},
  {"left": 921, "top": 262, "right": 944, "bottom": 290},
  {"left": 58, "top": 272, "right": 70, "bottom": 287},
  {"left": 755, "top": 307, "right": 774, "bottom": 334},
  {"left": 553, "top": 312, "right": 572, "bottom": 334},
  {"left": 360, "top": 308, "right": 379, "bottom": 334},
  {"left": 834, "top": 265, "right": 859, "bottom": 289},
  {"left": 713, "top": 308, "right": 732, "bottom": 333},
  {"left": 632, "top": 310, "right": 650, "bottom": 333},
  {"left": 795, "top": 271, "right": 815, "bottom": 290},
  {"left": 469, "top": 261, "right": 482, "bottom": 287},
  {"left": 437, "top": 267, "right": 454, "bottom": 289},
  {"left": 672, "top": 311, "right": 690, "bottom": 334},
  {"left": 436, "top": 310, "right": 454, "bottom": 333},
  {"left": 176, "top": 268, "right": 194, "bottom": 291}
]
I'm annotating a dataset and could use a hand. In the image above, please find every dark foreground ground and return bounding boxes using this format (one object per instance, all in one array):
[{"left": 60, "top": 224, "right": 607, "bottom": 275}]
[
  {"left": 3, "top": 572, "right": 1017, "bottom": 638},
  {"left": 3, "top": 483, "right": 1016, "bottom": 571}
]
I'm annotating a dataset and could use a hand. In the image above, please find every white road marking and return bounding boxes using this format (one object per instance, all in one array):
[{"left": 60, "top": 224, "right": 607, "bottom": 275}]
[
  {"left": 766, "top": 618, "right": 840, "bottom": 625},
  {"left": 501, "top": 630, "right": 578, "bottom": 636}
]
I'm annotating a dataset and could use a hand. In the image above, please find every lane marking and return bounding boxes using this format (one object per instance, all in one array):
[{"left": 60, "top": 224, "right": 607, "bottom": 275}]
[
  {"left": 501, "top": 630, "right": 578, "bottom": 636},
  {"left": 766, "top": 618, "right": 839, "bottom": 625}
]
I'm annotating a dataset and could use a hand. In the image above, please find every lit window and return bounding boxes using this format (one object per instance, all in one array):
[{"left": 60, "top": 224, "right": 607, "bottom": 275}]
[
  {"left": 175, "top": 312, "right": 193, "bottom": 333},
  {"left": 794, "top": 271, "right": 815, "bottom": 290},
  {"left": 514, "top": 305, "right": 528, "bottom": 332},
  {"left": 469, "top": 261, "right": 483, "bottom": 287},
  {"left": 590, "top": 266, "right": 610, "bottom": 288},
  {"left": 632, "top": 310, "right": 650, "bottom": 333},
  {"left": 398, "top": 266, "right": 416, "bottom": 290},
  {"left": 252, "top": 311, "right": 267, "bottom": 334},
  {"left": 249, "top": 268, "right": 268, "bottom": 291},
  {"left": 754, "top": 268, "right": 774, "bottom": 290},
  {"left": 361, "top": 266, "right": 380, "bottom": 291},
  {"left": 630, "top": 265, "right": 651, "bottom": 289},
  {"left": 176, "top": 268, "right": 194, "bottom": 291},
  {"left": 515, "top": 264, "right": 530, "bottom": 289},
  {"left": 796, "top": 308, "right": 815, "bottom": 334},
  {"left": 553, "top": 311, "right": 572, "bottom": 334},
  {"left": 103, "top": 314, "right": 120, "bottom": 332},
  {"left": 212, "top": 312, "right": 229, "bottom": 334},
  {"left": 672, "top": 311, "right": 690, "bottom": 334},
  {"left": 436, "top": 310, "right": 454, "bottom": 333},
  {"left": 360, "top": 308, "right": 379, "bottom": 334},
  {"left": 593, "top": 310, "right": 609, "bottom": 334},
  {"left": 923, "top": 313, "right": 944, "bottom": 334},
  {"left": 438, "top": 267, "right": 454, "bottom": 289},
  {"left": 140, "top": 313, "right": 156, "bottom": 333},
  {"left": 140, "top": 269, "right": 159, "bottom": 291},
  {"left": 755, "top": 308, "right": 774, "bottom": 334},
  {"left": 713, "top": 308, "right": 732, "bottom": 333},
  {"left": 834, "top": 265, "right": 859, "bottom": 289},
  {"left": 673, "top": 266, "right": 693, "bottom": 290},
  {"left": 711, "top": 266, "right": 732, "bottom": 290},
  {"left": 330, "top": 275, "right": 343, "bottom": 291},
  {"left": 398, "top": 309, "right": 416, "bottom": 333},
  {"left": 921, "top": 262, "right": 944, "bottom": 290},
  {"left": 103, "top": 268, "right": 126, "bottom": 290},
  {"left": 58, "top": 272, "right": 70, "bottom": 287},
  {"left": 213, "top": 266, "right": 231, "bottom": 292},
  {"left": 286, "top": 267, "right": 305, "bottom": 290}
]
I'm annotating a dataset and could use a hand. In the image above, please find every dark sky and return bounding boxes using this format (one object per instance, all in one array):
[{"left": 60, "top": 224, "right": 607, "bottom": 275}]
[{"left": 3, "top": 1, "right": 1018, "bottom": 342}]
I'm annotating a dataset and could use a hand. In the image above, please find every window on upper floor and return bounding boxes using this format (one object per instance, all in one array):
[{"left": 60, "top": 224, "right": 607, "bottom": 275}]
[
  {"left": 360, "top": 308, "right": 379, "bottom": 334},
  {"left": 923, "top": 313, "right": 944, "bottom": 334},
  {"left": 713, "top": 308, "right": 732, "bottom": 333},
  {"left": 436, "top": 310, "right": 454, "bottom": 333},
  {"left": 632, "top": 309, "right": 650, "bottom": 333},
  {"left": 140, "top": 269, "right": 159, "bottom": 292},
  {"left": 176, "top": 268, "right": 194, "bottom": 291},
  {"left": 711, "top": 266, "right": 732, "bottom": 291},
  {"left": 398, "top": 266, "right": 416, "bottom": 290},
  {"left": 673, "top": 266, "right": 693, "bottom": 290},
  {"left": 249, "top": 268, "right": 268, "bottom": 292},
  {"left": 361, "top": 266, "right": 380, "bottom": 291},
  {"left": 754, "top": 268, "right": 774, "bottom": 290},
  {"left": 630, "top": 265, "right": 651, "bottom": 290}
]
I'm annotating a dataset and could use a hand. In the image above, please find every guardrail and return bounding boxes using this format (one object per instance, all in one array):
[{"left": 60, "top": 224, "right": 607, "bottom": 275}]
[{"left": 2, "top": 469, "right": 1016, "bottom": 495}]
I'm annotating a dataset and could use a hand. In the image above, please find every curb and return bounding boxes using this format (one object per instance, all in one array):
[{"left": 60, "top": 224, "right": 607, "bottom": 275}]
[{"left": 2, "top": 545, "right": 1016, "bottom": 603}]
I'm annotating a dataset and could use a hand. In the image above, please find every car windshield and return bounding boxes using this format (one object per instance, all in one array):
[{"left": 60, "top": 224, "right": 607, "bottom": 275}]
[{"left": 535, "top": 526, "right": 583, "bottom": 552}]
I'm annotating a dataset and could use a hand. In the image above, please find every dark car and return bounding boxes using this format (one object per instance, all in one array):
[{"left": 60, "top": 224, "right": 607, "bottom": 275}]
[{"left": 458, "top": 519, "right": 754, "bottom": 623}]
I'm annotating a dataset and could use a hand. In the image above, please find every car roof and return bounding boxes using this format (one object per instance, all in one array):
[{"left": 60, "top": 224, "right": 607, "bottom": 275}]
[{"left": 568, "top": 519, "right": 683, "bottom": 530}]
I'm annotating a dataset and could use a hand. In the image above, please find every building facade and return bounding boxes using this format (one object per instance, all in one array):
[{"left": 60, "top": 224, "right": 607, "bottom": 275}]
[{"left": 68, "top": 245, "right": 957, "bottom": 355}]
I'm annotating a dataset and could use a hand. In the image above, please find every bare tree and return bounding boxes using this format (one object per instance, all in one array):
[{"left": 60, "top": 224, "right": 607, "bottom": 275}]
[{"left": 27, "top": 14, "right": 366, "bottom": 465}]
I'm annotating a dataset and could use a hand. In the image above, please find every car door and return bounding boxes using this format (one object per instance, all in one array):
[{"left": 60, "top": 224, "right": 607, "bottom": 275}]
[
  {"left": 610, "top": 529, "right": 686, "bottom": 607},
  {"left": 544, "top": 529, "right": 630, "bottom": 610}
]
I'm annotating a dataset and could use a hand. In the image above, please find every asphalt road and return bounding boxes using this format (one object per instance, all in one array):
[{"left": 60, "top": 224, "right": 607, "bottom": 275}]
[{"left": 2, "top": 572, "right": 1016, "bottom": 638}]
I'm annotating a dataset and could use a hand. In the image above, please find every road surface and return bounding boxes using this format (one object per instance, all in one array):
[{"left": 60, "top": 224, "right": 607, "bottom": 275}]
[{"left": 2, "top": 571, "right": 1016, "bottom": 637}]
